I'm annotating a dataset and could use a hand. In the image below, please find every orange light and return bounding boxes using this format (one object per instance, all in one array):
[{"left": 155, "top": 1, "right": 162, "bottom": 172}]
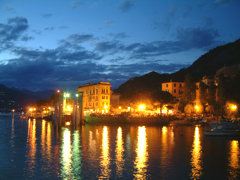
[
  {"left": 57, "top": 89, "right": 60, "bottom": 93},
  {"left": 29, "top": 108, "right": 33, "bottom": 112},
  {"left": 65, "top": 122, "right": 71, "bottom": 126},
  {"left": 138, "top": 104, "right": 146, "bottom": 111},
  {"left": 118, "top": 106, "right": 122, "bottom": 110},
  {"left": 231, "top": 104, "right": 237, "bottom": 111}
]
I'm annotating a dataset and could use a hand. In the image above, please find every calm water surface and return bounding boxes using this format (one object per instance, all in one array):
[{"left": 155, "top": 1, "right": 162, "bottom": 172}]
[{"left": 0, "top": 114, "right": 240, "bottom": 179}]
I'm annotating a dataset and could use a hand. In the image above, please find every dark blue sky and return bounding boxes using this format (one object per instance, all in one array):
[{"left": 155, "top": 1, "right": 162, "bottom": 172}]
[{"left": 0, "top": 0, "right": 239, "bottom": 91}]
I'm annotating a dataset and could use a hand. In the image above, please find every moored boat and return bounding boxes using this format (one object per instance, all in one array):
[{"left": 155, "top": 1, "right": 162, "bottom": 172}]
[{"left": 204, "top": 129, "right": 240, "bottom": 136}]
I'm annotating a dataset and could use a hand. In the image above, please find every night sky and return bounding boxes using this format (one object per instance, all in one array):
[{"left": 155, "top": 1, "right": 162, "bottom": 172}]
[{"left": 0, "top": 0, "right": 239, "bottom": 91}]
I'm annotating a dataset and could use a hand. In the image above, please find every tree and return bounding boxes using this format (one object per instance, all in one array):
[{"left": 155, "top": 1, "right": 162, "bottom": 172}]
[
  {"left": 182, "top": 74, "right": 197, "bottom": 105},
  {"left": 151, "top": 90, "right": 176, "bottom": 115},
  {"left": 199, "top": 81, "right": 208, "bottom": 113}
]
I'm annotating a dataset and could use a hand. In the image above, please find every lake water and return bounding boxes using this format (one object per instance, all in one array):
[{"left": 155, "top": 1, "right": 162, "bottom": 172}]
[{"left": 0, "top": 114, "right": 240, "bottom": 179}]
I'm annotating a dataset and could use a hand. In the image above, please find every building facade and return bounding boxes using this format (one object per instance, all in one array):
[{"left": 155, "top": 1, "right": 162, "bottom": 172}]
[
  {"left": 161, "top": 82, "right": 184, "bottom": 98},
  {"left": 77, "top": 81, "right": 111, "bottom": 113}
]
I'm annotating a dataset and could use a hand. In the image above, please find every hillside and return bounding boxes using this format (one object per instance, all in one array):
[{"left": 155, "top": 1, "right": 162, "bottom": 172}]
[
  {"left": 115, "top": 38, "right": 240, "bottom": 99},
  {"left": 0, "top": 84, "right": 38, "bottom": 112}
]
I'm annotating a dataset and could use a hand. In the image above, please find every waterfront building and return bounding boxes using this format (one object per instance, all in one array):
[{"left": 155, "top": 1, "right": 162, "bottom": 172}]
[
  {"left": 162, "top": 81, "right": 184, "bottom": 98},
  {"left": 77, "top": 81, "right": 111, "bottom": 113}
]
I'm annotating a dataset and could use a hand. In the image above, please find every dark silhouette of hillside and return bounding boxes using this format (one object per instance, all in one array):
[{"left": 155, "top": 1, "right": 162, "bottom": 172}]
[{"left": 115, "top": 38, "right": 240, "bottom": 99}]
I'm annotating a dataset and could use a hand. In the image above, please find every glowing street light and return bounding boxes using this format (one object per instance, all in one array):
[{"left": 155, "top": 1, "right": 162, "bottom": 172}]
[
  {"left": 138, "top": 104, "right": 146, "bottom": 111},
  {"left": 76, "top": 94, "right": 79, "bottom": 97},
  {"left": 231, "top": 104, "right": 237, "bottom": 112},
  {"left": 195, "top": 105, "right": 201, "bottom": 113},
  {"left": 57, "top": 89, "right": 61, "bottom": 93}
]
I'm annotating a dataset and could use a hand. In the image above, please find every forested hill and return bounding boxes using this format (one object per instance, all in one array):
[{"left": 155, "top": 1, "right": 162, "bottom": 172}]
[{"left": 115, "top": 38, "right": 240, "bottom": 98}]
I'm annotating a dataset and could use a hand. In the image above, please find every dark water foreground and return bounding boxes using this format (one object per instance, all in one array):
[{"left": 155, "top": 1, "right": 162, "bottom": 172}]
[{"left": 0, "top": 114, "right": 239, "bottom": 179}]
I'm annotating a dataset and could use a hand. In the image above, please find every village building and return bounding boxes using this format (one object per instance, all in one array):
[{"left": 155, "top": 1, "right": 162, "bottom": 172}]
[
  {"left": 161, "top": 81, "right": 184, "bottom": 98},
  {"left": 77, "top": 81, "right": 111, "bottom": 113}
]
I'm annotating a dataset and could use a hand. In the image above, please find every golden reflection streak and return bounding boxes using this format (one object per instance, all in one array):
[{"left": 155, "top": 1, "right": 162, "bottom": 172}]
[
  {"left": 30, "top": 119, "right": 37, "bottom": 161},
  {"left": 46, "top": 122, "right": 51, "bottom": 157},
  {"left": 41, "top": 120, "right": 46, "bottom": 155},
  {"left": 115, "top": 127, "right": 125, "bottom": 177},
  {"left": 72, "top": 130, "right": 81, "bottom": 178},
  {"left": 190, "top": 126, "right": 202, "bottom": 180},
  {"left": 161, "top": 126, "right": 168, "bottom": 168},
  {"left": 61, "top": 128, "right": 72, "bottom": 179},
  {"left": 134, "top": 126, "right": 148, "bottom": 180},
  {"left": 228, "top": 140, "right": 240, "bottom": 179},
  {"left": 98, "top": 126, "right": 111, "bottom": 179}
]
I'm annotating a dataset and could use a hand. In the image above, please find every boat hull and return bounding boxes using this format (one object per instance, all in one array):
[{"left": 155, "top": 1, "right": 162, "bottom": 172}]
[{"left": 204, "top": 130, "right": 240, "bottom": 136}]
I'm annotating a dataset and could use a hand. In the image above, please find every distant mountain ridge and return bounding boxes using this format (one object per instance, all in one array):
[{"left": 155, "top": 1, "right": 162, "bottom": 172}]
[
  {"left": 115, "top": 38, "right": 240, "bottom": 98},
  {"left": 0, "top": 84, "right": 53, "bottom": 112}
]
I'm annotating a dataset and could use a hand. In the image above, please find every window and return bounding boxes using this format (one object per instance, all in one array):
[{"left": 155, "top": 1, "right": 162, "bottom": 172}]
[
  {"left": 166, "top": 84, "right": 168, "bottom": 87},
  {"left": 102, "top": 96, "right": 105, "bottom": 99},
  {"left": 96, "top": 96, "right": 98, "bottom": 101},
  {"left": 174, "top": 83, "right": 176, "bottom": 87},
  {"left": 106, "top": 89, "right": 108, "bottom": 94},
  {"left": 96, "top": 89, "right": 98, "bottom": 94},
  {"left": 96, "top": 102, "right": 98, "bottom": 106},
  {"left": 180, "top": 84, "right": 182, "bottom": 88},
  {"left": 106, "top": 96, "right": 108, "bottom": 99},
  {"left": 174, "top": 89, "right": 176, "bottom": 93}
]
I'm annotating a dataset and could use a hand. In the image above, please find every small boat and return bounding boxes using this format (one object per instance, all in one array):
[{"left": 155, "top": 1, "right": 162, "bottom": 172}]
[{"left": 204, "top": 129, "right": 240, "bottom": 136}]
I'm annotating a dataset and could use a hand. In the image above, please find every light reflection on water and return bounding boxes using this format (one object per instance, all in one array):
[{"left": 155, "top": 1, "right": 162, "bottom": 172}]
[
  {"left": 2, "top": 117, "right": 240, "bottom": 179},
  {"left": 134, "top": 126, "right": 148, "bottom": 180},
  {"left": 190, "top": 126, "right": 202, "bottom": 180},
  {"left": 228, "top": 140, "right": 240, "bottom": 179},
  {"left": 115, "top": 127, "right": 124, "bottom": 177},
  {"left": 61, "top": 128, "right": 72, "bottom": 179},
  {"left": 98, "top": 126, "right": 111, "bottom": 179}
]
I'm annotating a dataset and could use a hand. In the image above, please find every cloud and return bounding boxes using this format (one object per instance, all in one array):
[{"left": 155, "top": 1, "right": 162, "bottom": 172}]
[
  {"left": 119, "top": 0, "right": 135, "bottom": 12},
  {"left": 0, "top": 17, "right": 28, "bottom": 41},
  {"left": 105, "top": 20, "right": 115, "bottom": 25},
  {"left": 0, "top": 17, "right": 29, "bottom": 51},
  {"left": 59, "top": 25, "right": 68, "bottom": 29},
  {"left": 5, "top": 6, "right": 15, "bottom": 13},
  {"left": 72, "top": 1, "right": 84, "bottom": 9},
  {"left": 42, "top": 13, "right": 53, "bottom": 18},
  {"left": 44, "top": 26, "right": 54, "bottom": 31},
  {"left": 95, "top": 27, "right": 221, "bottom": 59},
  {"left": 213, "top": 0, "right": 232, "bottom": 7},
  {"left": 95, "top": 41, "right": 124, "bottom": 53},
  {"left": 110, "top": 32, "right": 128, "bottom": 39}
]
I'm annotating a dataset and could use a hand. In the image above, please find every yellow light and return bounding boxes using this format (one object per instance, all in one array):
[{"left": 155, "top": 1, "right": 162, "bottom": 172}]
[
  {"left": 12, "top": 109, "right": 15, "bottom": 112},
  {"left": 118, "top": 106, "right": 122, "bottom": 110},
  {"left": 57, "top": 89, "right": 60, "bottom": 93},
  {"left": 128, "top": 107, "right": 131, "bottom": 110},
  {"left": 231, "top": 104, "right": 237, "bottom": 111},
  {"left": 65, "top": 122, "right": 71, "bottom": 126},
  {"left": 67, "top": 106, "right": 72, "bottom": 111},
  {"left": 29, "top": 108, "right": 33, "bottom": 112},
  {"left": 138, "top": 104, "right": 146, "bottom": 111},
  {"left": 169, "top": 110, "right": 173, "bottom": 114},
  {"left": 104, "top": 105, "right": 108, "bottom": 109},
  {"left": 76, "top": 94, "right": 79, "bottom": 97}
]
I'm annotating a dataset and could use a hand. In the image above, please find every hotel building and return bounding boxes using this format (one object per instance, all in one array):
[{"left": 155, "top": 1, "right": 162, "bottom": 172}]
[
  {"left": 161, "top": 82, "right": 184, "bottom": 98},
  {"left": 77, "top": 81, "right": 111, "bottom": 113}
]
